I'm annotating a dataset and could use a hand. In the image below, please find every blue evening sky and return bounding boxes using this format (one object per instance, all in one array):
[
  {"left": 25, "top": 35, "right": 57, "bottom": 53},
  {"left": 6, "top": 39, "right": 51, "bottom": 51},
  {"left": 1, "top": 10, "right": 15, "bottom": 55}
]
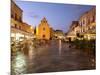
[{"left": 15, "top": 0, "right": 95, "bottom": 32}]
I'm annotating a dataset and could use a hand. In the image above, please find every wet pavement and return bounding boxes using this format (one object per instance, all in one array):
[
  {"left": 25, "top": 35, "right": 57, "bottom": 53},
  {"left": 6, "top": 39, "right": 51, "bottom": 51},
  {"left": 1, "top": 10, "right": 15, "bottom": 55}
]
[
  {"left": 11, "top": 40, "right": 96, "bottom": 74},
  {"left": 26, "top": 40, "right": 95, "bottom": 73}
]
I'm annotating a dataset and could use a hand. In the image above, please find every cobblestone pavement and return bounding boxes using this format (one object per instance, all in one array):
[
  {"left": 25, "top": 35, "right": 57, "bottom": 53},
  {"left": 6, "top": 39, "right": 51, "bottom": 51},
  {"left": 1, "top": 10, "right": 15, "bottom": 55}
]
[
  {"left": 11, "top": 40, "right": 95, "bottom": 74},
  {"left": 26, "top": 40, "right": 95, "bottom": 73}
]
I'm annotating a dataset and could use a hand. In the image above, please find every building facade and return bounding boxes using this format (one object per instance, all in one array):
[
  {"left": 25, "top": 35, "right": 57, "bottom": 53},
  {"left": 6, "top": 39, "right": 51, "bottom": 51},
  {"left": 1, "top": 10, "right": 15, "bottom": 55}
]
[
  {"left": 36, "top": 17, "right": 50, "bottom": 40},
  {"left": 66, "top": 21, "right": 80, "bottom": 41},
  {"left": 50, "top": 27, "right": 54, "bottom": 40},
  {"left": 11, "top": 0, "right": 34, "bottom": 42},
  {"left": 53, "top": 30, "right": 64, "bottom": 39},
  {"left": 66, "top": 7, "right": 96, "bottom": 41},
  {"left": 79, "top": 7, "right": 96, "bottom": 40}
]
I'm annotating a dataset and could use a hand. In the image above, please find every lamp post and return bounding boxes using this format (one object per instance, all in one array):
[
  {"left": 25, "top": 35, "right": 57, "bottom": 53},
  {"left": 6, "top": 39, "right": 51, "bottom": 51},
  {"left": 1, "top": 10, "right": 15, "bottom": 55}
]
[{"left": 30, "top": 26, "right": 33, "bottom": 39}]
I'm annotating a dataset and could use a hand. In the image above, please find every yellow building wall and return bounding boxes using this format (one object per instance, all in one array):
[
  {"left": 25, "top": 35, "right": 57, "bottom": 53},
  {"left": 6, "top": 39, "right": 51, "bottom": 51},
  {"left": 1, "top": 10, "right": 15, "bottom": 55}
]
[{"left": 37, "top": 18, "right": 50, "bottom": 40}]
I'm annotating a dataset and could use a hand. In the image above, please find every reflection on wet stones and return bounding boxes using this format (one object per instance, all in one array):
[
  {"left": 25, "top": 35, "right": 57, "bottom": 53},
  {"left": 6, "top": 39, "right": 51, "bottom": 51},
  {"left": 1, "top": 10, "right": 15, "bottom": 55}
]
[
  {"left": 11, "top": 52, "right": 27, "bottom": 75},
  {"left": 11, "top": 40, "right": 95, "bottom": 74}
]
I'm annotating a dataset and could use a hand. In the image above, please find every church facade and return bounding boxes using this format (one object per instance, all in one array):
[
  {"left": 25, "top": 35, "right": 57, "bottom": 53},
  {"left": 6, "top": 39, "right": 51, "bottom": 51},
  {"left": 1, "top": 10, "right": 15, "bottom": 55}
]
[{"left": 36, "top": 17, "right": 50, "bottom": 40}]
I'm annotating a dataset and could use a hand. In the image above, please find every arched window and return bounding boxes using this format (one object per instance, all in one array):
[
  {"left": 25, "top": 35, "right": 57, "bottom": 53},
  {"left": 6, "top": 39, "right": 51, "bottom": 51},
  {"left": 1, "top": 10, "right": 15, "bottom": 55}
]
[
  {"left": 11, "top": 13, "right": 14, "bottom": 18},
  {"left": 43, "top": 35, "right": 45, "bottom": 38},
  {"left": 93, "top": 15, "right": 95, "bottom": 22},
  {"left": 43, "top": 27, "right": 45, "bottom": 31}
]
